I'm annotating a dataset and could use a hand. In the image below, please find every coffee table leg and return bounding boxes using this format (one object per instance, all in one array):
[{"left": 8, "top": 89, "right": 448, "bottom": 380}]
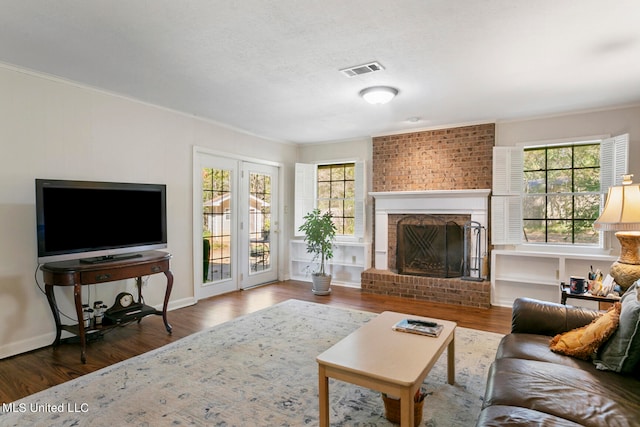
[
  {"left": 447, "top": 333, "right": 455, "bottom": 385},
  {"left": 318, "top": 364, "right": 329, "bottom": 427},
  {"left": 400, "top": 387, "right": 414, "bottom": 427}
]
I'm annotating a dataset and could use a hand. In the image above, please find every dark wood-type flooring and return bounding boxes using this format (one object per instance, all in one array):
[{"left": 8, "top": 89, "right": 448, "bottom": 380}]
[{"left": 0, "top": 280, "right": 512, "bottom": 403}]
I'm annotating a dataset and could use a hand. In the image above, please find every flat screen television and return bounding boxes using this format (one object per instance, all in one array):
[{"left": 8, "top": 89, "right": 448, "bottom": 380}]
[{"left": 36, "top": 179, "right": 167, "bottom": 263}]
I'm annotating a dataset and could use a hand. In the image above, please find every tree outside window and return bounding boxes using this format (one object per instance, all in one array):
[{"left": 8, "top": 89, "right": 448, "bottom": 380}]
[{"left": 522, "top": 143, "right": 600, "bottom": 244}]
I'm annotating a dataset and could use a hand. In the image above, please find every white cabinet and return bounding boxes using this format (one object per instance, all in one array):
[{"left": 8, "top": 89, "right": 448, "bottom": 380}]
[
  {"left": 491, "top": 249, "right": 617, "bottom": 308},
  {"left": 289, "top": 240, "right": 371, "bottom": 287}
]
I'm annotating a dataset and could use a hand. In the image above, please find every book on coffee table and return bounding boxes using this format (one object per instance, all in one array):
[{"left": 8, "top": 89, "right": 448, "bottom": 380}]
[{"left": 393, "top": 318, "right": 444, "bottom": 337}]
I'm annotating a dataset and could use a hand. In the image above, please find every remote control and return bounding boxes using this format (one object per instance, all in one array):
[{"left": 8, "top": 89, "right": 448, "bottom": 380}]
[{"left": 407, "top": 319, "right": 438, "bottom": 327}]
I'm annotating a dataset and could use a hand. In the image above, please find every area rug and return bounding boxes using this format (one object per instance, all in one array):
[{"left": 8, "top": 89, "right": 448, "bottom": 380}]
[{"left": 1, "top": 299, "right": 503, "bottom": 426}]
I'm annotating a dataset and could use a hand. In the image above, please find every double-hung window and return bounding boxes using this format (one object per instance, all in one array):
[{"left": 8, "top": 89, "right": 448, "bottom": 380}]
[
  {"left": 492, "top": 134, "right": 629, "bottom": 247},
  {"left": 522, "top": 143, "right": 601, "bottom": 244},
  {"left": 294, "top": 161, "right": 365, "bottom": 238}
]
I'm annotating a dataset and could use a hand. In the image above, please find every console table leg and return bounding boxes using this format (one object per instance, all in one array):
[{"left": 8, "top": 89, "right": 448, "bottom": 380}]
[
  {"left": 45, "top": 284, "right": 62, "bottom": 346},
  {"left": 73, "top": 283, "right": 87, "bottom": 364},
  {"left": 163, "top": 270, "right": 174, "bottom": 334},
  {"left": 136, "top": 277, "right": 144, "bottom": 324}
]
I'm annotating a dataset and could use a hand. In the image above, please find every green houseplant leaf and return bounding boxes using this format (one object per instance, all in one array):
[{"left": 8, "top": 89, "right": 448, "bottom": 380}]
[{"left": 298, "top": 209, "right": 337, "bottom": 276}]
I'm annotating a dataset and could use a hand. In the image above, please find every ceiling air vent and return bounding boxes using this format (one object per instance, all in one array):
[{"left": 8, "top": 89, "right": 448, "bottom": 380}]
[{"left": 339, "top": 61, "right": 385, "bottom": 77}]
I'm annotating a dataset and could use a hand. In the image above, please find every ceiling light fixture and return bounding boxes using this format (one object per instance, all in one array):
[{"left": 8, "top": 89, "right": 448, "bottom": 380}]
[{"left": 360, "top": 86, "right": 398, "bottom": 105}]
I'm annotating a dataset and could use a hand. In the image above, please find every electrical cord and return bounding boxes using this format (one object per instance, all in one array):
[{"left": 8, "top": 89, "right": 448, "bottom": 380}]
[
  {"left": 35, "top": 264, "right": 99, "bottom": 324},
  {"left": 35, "top": 263, "right": 78, "bottom": 323}
]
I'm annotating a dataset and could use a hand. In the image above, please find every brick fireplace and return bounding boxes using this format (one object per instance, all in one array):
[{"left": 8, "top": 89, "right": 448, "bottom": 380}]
[{"left": 362, "top": 123, "right": 494, "bottom": 308}]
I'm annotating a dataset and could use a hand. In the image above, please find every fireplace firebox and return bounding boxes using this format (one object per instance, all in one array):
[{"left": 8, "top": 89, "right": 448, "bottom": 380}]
[{"left": 396, "top": 215, "right": 463, "bottom": 278}]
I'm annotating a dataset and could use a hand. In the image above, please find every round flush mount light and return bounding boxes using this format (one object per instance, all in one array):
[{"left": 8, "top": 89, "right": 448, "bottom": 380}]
[{"left": 359, "top": 86, "right": 398, "bottom": 105}]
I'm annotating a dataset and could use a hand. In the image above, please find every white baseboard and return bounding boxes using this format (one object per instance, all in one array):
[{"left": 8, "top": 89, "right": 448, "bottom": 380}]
[
  {"left": 154, "top": 296, "right": 196, "bottom": 312},
  {"left": 0, "top": 332, "right": 55, "bottom": 360},
  {"left": 1, "top": 297, "right": 197, "bottom": 360}
]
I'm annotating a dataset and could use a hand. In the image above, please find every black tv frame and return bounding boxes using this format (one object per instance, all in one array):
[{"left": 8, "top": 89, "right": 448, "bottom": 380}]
[{"left": 35, "top": 179, "right": 167, "bottom": 263}]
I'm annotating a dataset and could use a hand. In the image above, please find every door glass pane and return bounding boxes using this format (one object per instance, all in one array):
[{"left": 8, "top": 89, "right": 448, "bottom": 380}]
[
  {"left": 202, "top": 168, "right": 232, "bottom": 282},
  {"left": 249, "top": 172, "right": 271, "bottom": 274}
]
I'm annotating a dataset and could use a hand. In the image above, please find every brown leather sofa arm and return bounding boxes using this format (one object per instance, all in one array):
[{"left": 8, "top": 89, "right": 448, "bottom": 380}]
[{"left": 511, "top": 297, "right": 600, "bottom": 336}]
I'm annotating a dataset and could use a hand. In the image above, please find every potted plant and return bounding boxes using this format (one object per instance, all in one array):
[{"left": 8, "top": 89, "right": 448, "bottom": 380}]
[{"left": 298, "top": 208, "right": 337, "bottom": 295}]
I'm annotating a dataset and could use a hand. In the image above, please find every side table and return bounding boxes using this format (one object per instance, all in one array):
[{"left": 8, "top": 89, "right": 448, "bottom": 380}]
[{"left": 560, "top": 289, "right": 620, "bottom": 310}]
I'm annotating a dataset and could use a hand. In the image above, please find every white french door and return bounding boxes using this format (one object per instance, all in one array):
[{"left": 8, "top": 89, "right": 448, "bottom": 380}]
[
  {"left": 193, "top": 149, "right": 279, "bottom": 300},
  {"left": 240, "top": 162, "right": 279, "bottom": 288}
]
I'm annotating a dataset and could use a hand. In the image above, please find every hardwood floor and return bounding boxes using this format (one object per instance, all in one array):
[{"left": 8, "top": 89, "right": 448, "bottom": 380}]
[{"left": 0, "top": 280, "right": 512, "bottom": 403}]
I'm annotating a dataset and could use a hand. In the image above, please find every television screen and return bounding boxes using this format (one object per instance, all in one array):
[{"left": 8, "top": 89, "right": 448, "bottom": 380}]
[{"left": 36, "top": 179, "right": 167, "bottom": 263}]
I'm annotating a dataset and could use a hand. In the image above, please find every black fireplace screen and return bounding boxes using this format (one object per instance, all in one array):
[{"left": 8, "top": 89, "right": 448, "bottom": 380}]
[{"left": 396, "top": 215, "right": 463, "bottom": 278}]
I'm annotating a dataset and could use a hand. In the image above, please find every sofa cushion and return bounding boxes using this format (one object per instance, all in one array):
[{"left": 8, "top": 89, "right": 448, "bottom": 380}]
[
  {"left": 476, "top": 405, "right": 584, "bottom": 427},
  {"left": 594, "top": 282, "right": 640, "bottom": 374},
  {"left": 549, "top": 302, "right": 620, "bottom": 360},
  {"left": 496, "top": 333, "right": 596, "bottom": 371},
  {"left": 482, "top": 358, "right": 640, "bottom": 427},
  {"left": 511, "top": 297, "right": 599, "bottom": 335}
]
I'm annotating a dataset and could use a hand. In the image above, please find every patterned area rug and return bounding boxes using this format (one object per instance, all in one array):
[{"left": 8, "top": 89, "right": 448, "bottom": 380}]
[{"left": 1, "top": 300, "right": 503, "bottom": 426}]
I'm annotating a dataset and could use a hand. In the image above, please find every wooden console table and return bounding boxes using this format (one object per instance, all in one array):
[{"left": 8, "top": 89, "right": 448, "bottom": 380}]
[{"left": 41, "top": 250, "right": 173, "bottom": 363}]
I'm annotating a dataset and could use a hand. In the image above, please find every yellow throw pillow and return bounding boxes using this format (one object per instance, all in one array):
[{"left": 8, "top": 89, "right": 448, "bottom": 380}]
[{"left": 549, "top": 303, "right": 621, "bottom": 360}]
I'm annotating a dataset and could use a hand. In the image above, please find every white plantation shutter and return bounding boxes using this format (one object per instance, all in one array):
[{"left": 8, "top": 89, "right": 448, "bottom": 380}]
[
  {"left": 492, "top": 146, "right": 523, "bottom": 195},
  {"left": 492, "top": 146, "right": 523, "bottom": 244},
  {"left": 491, "top": 196, "right": 523, "bottom": 244},
  {"left": 354, "top": 161, "right": 365, "bottom": 238},
  {"left": 294, "top": 163, "right": 316, "bottom": 236},
  {"left": 600, "top": 134, "right": 629, "bottom": 191}
]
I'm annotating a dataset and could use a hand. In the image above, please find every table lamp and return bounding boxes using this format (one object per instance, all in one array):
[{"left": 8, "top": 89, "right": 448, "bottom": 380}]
[{"left": 593, "top": 174, "right": 640, "bottom": 291}]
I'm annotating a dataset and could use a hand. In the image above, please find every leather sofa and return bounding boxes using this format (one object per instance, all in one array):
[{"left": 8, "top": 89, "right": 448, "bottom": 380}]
[{"left": 477, "top": 290, "right": 640, "bottom": 426}]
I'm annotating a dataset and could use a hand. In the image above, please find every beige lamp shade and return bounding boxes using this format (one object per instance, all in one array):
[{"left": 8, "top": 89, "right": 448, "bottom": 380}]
[{"left": 594, "top": 177, "right": 640, "bottom": 231}]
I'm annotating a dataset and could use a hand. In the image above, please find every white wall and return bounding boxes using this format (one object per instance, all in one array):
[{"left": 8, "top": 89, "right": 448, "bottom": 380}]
[{"left": 0, "top": 65, "right": 296, "bottom": 358}]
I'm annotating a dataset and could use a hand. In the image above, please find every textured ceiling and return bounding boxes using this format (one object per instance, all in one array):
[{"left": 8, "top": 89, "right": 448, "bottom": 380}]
[{"left": 0, "top": 0, "right": 639, "bottom": 143}]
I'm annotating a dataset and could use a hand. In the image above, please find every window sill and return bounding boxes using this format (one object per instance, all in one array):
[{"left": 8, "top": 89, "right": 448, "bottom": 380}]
[{"left": 495, "top": 244, "right": 617, "bottom": 261}]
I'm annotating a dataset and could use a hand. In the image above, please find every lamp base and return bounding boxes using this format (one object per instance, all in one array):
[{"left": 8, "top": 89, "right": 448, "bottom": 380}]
[
  {"left": 611, "top": 231, "right": 640, "bottom": 291},
  {"left": 610, "top": 261, "right": 640, "bottom": 291}
]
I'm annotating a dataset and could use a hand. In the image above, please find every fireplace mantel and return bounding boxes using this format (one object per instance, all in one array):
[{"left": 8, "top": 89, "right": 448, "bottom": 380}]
[
  {"left": 370, "top": 189, "right": 491, "bottom": 270},
  {"left": 370, "top": 189, "right": 491, "bottom": 211}
]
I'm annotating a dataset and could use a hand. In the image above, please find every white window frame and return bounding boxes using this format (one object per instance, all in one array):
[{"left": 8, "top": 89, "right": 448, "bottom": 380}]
[
  {"left": 492, "top": 134, "right": 629, "bottom": 251},
  {"left": 294, "top": 161, "right": 365, "bottom": 240}
]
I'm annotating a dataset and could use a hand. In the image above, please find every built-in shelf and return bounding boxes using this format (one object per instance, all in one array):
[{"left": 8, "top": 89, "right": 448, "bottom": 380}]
[
  {"left": 290, "top": 240, "right": 371, "bottom": 287},
  {"left": 491, "top": 249, "right": 617, "bottom": 308}
]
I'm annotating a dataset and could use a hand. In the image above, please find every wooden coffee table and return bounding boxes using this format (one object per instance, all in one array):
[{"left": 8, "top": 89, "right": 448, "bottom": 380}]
[{"left": 317, "top": 311, "right": 456, "bottom": 427}]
